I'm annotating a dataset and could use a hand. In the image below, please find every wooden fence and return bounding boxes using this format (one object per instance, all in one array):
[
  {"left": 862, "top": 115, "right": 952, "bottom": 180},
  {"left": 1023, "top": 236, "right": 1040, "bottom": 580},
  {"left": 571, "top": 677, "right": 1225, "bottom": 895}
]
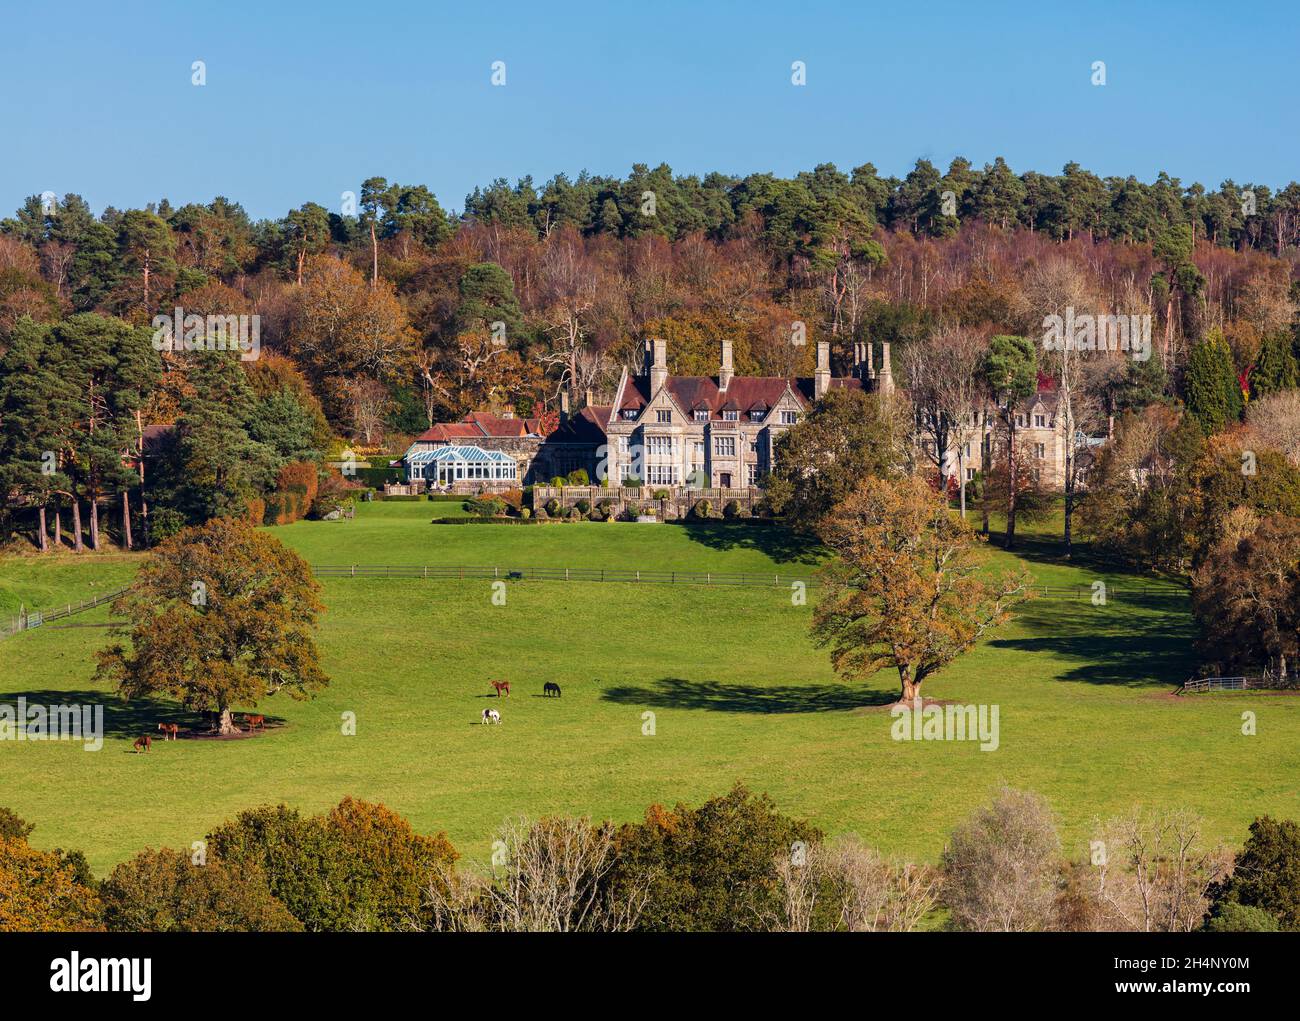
[
  {"left": 1, "top": 587, "right": 129, "bottom": 639},
  {"left": 1180, "top": 674, "right": 1297, "bottom": 694},
  {"left": 311, "top": 565, "right": 1174, "bottom": 600},
  {"left": 0, "top": 569, "right": 1179, "bottom": 640}
]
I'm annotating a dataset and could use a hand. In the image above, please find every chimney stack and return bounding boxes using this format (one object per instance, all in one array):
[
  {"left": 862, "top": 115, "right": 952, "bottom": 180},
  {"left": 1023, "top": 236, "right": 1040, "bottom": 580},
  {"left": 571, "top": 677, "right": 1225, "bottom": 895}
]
[
  {"left": 650, "top": 337, "right": 668, "bottom": 392},
  {"left": 878, "top": 341, "right": 894, "bottom": 396},
  {"left": 560, "top": 390, "right": 570, "bottom": 423},
  {"left": 719, "top": 339, "right": 734, "bottom": 391},
  {"left": 584, "top": 389, "right": 594, "bottom": 408},
  {"left": 814, "top": 341, "right": 831, "bottom": 400},
  {"left": 853, "top": 341, "right": 872, "bottom": 382}
]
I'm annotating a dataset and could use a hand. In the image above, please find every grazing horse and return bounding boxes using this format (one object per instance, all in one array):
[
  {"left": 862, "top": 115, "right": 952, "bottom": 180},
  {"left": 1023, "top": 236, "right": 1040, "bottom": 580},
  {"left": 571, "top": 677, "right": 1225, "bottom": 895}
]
[
  {"left": 244, "top": 714, "right": 266, "bottom": 732},
  {"left": 157, "top": 722, "right": 179, "bottom": 741},
  {"left": 491, "top": 680, "right": 510, "bottom": 698},
  {"left": 481, "top": 708, "right": 501, "bottom": 724},
  {"left": 543, "top": 682, "right": 561, "bottom": 698},
  {"left": 133, "top": 735, "right": 151, "bottom": 754}
]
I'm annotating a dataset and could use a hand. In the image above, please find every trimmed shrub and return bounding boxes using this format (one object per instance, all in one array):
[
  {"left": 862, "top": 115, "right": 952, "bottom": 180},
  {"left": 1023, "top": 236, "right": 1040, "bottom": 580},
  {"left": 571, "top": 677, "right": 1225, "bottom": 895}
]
[
  {"left": 535, "top": 507, "right": 549, "bottom": 520},
  {"left": 623, "top": 504, "right": 642, "bottom": 521},
  {"left": 588, "top": 507, "right": 606, "bottom": 521},
  {"left": 549, "top": 476, "right": 567, "bottom": 489},
  {"left": 520, "top": 507, "right": 531, "bottom": 519},
  {"left": 567, "top": 469, "right": 589, "bottom": 486},
  {"left": 653, "top": 489, "right": 670, "bottom": 501},
  {"left": 575, "top": 499, "right": 592, "bottom": 515},
  {"left": 692, "top": 499, "right": 713, "bottom": 520},
  {"left": 544, "top": 498, "right": 561, "bottom": 517},
  {"left": 464, "top": 496, "right": 507, "bottom": 518},
  {"left": 723, "top": 500, "right": 742, "bottom": 519}
]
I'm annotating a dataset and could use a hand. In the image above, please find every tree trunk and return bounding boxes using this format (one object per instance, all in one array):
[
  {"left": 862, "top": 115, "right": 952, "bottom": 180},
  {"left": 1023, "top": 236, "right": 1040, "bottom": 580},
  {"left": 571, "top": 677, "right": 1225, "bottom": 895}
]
[
  {"left": 1005, "top": 416, "right": 1018, "bottom": 550},
  {"left": 54, "top": 507, "right": 62, "bottom": 548},
  {"left": 981, "top": 415, "right": 990, "bottom": 536},
  {"left": 958, "top": 447, "right": 967, "bottom": 519},
  {"left": 36, "top": 506, "right": 48, "bottom": 553},
  {"left": 900, "top": 673, "right": 921, "bottom": 703},
  {"left": 135, "top": 410, "right": 149, "bottom": 548},
  {"left": 121, "top": 490, "right": 133, "bottom": 550},
  {"left": 216, "top": 708, "right": 239, "bottom": 735},
  {"left": 1063, "top": 472, "right": 1074, "bottom": 559},
  {"left": 89, "top": 496, "right": 100, "bottom": 551},
  {"left": 370, "top": 222, "right": 378, "bottom": 289},
  {"left": 72, "top": 500, "right": 84, "bottom": 553}
]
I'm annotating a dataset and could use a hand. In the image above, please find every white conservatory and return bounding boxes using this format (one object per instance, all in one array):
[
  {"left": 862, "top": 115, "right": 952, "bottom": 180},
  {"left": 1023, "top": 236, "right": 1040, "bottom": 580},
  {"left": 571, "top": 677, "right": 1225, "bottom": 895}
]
[{"left": 405, "top": 444, "right": 519, "bottom": 489}]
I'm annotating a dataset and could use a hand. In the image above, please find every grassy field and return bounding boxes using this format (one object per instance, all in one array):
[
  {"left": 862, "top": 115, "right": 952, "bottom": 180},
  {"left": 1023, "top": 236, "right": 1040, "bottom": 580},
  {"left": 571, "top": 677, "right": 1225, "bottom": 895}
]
[{"left": 1, "top": 500, "right": 1297, "bottom": 876}]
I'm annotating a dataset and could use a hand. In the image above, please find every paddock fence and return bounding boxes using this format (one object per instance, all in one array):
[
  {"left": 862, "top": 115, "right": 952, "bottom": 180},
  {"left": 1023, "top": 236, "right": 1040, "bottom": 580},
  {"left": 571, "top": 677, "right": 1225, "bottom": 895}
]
[
  {"left": 0, "top": 570, "right": 1181, "bottom": 641},
  {"left": 1, "top": 587, "right": 129, "bottom": 639},
  {"left": 1180, "top": 674, "right": 1297, "bottom": 694},
  {"left": 309, "top": 564, "right": 1177, "bottom": 601}
]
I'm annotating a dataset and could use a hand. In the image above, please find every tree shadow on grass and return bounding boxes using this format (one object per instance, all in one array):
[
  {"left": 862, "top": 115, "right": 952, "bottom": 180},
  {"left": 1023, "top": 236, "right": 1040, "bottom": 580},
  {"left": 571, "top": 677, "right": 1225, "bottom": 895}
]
[
  {"left": 673, "top": 521, "right": 826, "bottom": 568},
  {"left": 0, "top": 689, "right": 277, "bottom": 738},
  {"left": 992, "top": 589, "right": 1197, "bottom": 687},
  {"left": 600, "top": 676, "right": 894, "bottom": 714}
]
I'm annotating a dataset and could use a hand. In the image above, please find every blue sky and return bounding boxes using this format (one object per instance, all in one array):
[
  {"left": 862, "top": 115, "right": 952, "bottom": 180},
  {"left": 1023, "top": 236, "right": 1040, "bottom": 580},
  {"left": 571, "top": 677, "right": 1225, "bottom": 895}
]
[{"left": 1, "top": 0, "right": 1294, "bottom": 221}]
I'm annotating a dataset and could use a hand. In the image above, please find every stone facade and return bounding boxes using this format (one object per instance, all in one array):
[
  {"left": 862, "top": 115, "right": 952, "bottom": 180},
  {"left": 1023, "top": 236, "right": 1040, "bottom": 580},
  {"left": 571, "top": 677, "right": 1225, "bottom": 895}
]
[{"left": 602, "top": 337, "right": 893, "bottom": 490}]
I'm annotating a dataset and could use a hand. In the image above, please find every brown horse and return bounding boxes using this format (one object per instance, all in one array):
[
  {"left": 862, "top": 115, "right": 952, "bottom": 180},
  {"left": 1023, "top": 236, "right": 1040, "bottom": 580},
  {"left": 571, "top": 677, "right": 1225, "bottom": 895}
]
[
  {"left": 243, "top": 714, "right": 266, "bottom": 732},
  {"left": 491, "top": 680, "right": 510, "bottom": 698},
  {"left": 133, "top": 735, "right": 151, "bottom": 754},
  {"left": 157, "top": 722, "right": 179, "bottom": 741}
]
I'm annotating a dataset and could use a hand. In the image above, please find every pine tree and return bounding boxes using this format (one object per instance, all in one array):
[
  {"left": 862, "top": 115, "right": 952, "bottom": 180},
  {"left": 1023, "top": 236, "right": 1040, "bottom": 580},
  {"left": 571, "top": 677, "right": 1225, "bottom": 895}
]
[
  {"left": 1251, "top": 332, "right": 1299, "bottom": 399},
  {"left": 1185, "top": 330, "right": 1242, "bottom": 434}
]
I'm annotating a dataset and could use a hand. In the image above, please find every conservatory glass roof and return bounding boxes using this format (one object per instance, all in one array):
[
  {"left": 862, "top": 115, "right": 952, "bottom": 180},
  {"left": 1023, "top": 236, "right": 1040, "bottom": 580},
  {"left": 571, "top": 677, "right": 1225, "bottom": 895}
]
[{"left": 405, "top": 445, "right": 517, "bottom": 465}]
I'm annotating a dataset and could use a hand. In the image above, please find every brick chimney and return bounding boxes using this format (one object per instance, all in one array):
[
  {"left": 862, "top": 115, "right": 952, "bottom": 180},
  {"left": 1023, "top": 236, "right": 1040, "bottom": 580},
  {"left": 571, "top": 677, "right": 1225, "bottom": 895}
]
[
  {"left": 560, "top": 390, "right": 570, "bottom": 424},
  {"left": 719, "top": 339, "right": 734, "bottom": 391},
  {"left": 814, "top": 341, "right": 831, "bottom": 400},
  {"left": 650, "top": 337, "right": 668, "bottom": 392}
]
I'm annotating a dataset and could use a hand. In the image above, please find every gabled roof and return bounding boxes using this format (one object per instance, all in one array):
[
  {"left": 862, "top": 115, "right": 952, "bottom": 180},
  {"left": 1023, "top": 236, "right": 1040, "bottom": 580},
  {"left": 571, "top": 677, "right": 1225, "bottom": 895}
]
[
  {"left": 617, "top": 374, "right": 861, "bottom": 421},
  {"left": 414, "top": 411, "right": 542, "bottom": 443},
  {"left": 547, "top": 406, "right": 612, "bottom": 444}
]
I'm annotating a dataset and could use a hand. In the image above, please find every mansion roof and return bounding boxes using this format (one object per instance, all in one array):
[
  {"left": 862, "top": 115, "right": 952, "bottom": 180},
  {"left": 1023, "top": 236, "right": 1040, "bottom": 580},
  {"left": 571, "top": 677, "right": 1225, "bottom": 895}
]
[
  {"left": 414, "top": 411, "right": 550, "bottom": 443},
  {"left": 617, "top": 374, "right": 862, "bottom": 420}
]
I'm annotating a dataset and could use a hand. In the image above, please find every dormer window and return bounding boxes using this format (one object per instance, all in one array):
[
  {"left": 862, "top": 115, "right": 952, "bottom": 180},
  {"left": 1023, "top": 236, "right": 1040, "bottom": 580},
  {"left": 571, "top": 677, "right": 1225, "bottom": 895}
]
[
  {"left": 723, "top": 410, "right": 739, "bottom": 421},
  {"left": 1034, "top": 413, "right": 1046, "bottom": 428},
  {"left": 749, "top": 410, "right": 765, "bottom": 422},
  {"left": 622, "top": 409, "right": 638, "bottom": 420},
  {"left": 694, "top": 409, "right": 708, "bottom": 422}
]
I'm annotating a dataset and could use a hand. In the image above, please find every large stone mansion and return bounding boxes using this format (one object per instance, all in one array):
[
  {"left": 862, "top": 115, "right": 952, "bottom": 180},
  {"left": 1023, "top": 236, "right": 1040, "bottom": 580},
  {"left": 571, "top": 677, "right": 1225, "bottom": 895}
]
[{"left": 402, "top": 335, "right": 1080, "bottom": 494}]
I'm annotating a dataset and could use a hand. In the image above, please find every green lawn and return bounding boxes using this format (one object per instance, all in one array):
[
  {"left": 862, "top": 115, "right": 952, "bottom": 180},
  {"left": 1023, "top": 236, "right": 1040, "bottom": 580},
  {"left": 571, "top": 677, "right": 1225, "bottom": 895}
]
[{"left": 2, "top": 501, "right": 1297, "bottom": 876}]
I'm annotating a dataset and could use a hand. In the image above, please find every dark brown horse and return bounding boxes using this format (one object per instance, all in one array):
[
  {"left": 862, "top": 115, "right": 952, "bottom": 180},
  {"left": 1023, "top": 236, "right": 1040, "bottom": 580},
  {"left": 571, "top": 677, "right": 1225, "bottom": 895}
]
[
  {"left": 491, "top": 681, "right": 510, "bottom": 698},
  {"left": 157, "top": 722, "right": 179, "bottom": 741},
  {"left": 133, "top": 735, "right": 151, "bottom": 754},
  {"left": 243, "top": 714, "right": 266, "bottom": 732}
]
